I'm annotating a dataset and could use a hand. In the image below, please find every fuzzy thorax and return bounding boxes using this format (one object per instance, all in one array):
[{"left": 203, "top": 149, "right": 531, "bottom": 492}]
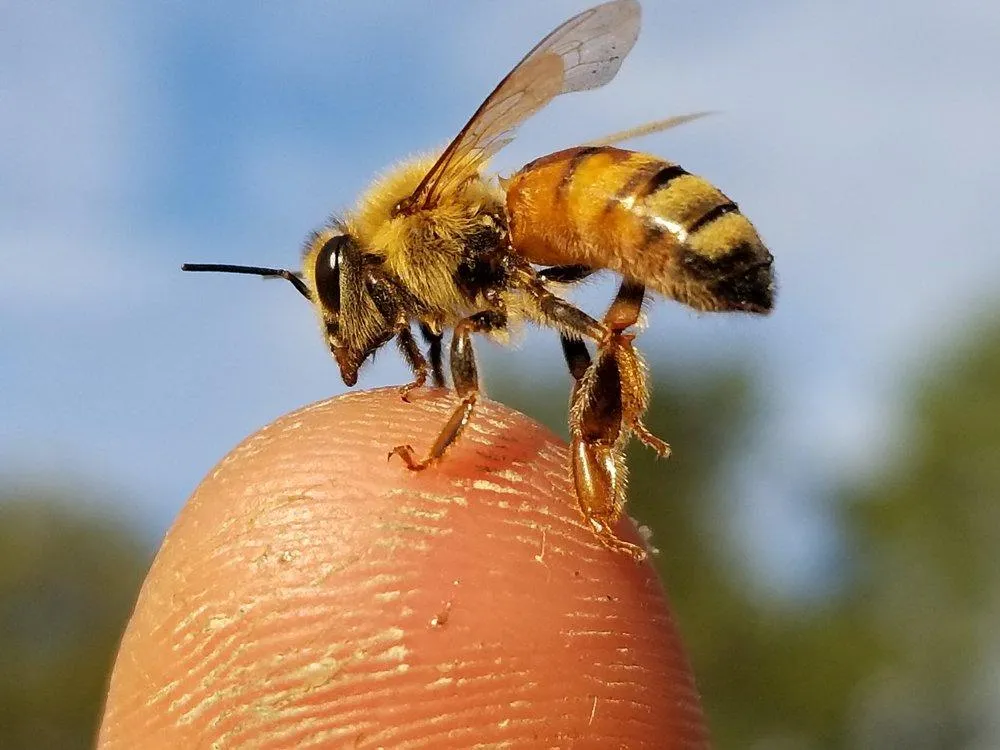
[{"left": 342, "top": 154, "right": 506, "bottom": 321}]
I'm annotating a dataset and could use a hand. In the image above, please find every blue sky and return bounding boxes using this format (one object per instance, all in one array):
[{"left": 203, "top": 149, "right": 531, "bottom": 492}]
[{"left": 2, "top": 0, "right": 999, "bottom": 592}]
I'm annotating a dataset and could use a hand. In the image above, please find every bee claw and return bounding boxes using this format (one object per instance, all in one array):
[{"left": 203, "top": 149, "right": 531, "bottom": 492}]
[
  {"left": 604, "top": 539, "right": 647, "bottom": 561},
  {"left": 399, "top": 380, "right": 424, "bottom": 403},
  {"left": 388, "top": 444, "right": 431, "bottom": 471},
  {"left": 584, "top": 515, "right": 648, "bottom": 561},
  {"left": 636, "top": 429, "right": 671, "bottom": 458},
  {"left": 617, "top": 541, "right": 648, "bottom": 562}
]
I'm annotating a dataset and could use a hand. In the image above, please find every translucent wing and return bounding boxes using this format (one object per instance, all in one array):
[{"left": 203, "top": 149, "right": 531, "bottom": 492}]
[{"left": 400, "top": 0, "right": 641, "bottom": 213}]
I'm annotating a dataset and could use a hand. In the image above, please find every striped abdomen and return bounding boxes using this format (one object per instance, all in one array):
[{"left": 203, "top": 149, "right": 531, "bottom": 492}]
[{"left": 505, "top": 146, "right": 774, "bottom": 313}]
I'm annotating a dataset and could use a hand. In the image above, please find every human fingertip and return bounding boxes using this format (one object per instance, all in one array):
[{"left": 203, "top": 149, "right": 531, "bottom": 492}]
[{"left": 99, "top": 388, "right": 708, "bottom": 749}]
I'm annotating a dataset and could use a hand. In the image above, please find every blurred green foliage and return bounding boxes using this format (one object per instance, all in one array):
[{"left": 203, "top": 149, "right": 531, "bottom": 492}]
[
  {"left": 0, "top": 497, "right": 151, "bottom": 749},
  {"left": 492, "top": 310, "right": 1000, "bottom": 749},
  {"left": 1, "top": 311, "right": 997, "bottom": 748},
  {"left": 840, "top": 314, "right": 1000, "bottom": 749}
]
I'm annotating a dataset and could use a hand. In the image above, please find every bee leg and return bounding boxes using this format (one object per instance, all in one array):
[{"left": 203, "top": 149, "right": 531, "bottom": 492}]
[
  {"left": 419, "top": 322, "right": 446, "bottom": 388},
  {"left": 632, "top": 418, "right": 672, "bottom": 458},
  {"left": 556, "top": 281, "right": 668, "bottom": 456},
  {"left": 599, "top": 279, "right": 671, "bottom": 458},
  {"left": 603, "top": 278, "right": 645, "bottom": 332},
  {"left": 520, "top": 278, "right": 607, "bottom": 341},
  {"left": 395, "top": 326, "right": 429, "bottom": 402},
  {"left": 562, "top": 281, "right": 670, "bottom": 558},
  {"left": 389, "top": 309, "right": 506, "bottom": 470},
  {"left": 607, "top": 332, "right": 672, "bottom": 459},
  {"left": 560, "top": 334, "right": 592, "bottom": 393},
  {"left": 569, "top": 343, "right": 646, "bottom": 560},
  {"left": 538, "top": 264, "right": 595, "bottom": 285}
]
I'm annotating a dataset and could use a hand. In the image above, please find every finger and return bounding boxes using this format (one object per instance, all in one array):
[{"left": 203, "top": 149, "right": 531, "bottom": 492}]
[{"left": 98, "top": 388, "right": 708, "bottom": 749}]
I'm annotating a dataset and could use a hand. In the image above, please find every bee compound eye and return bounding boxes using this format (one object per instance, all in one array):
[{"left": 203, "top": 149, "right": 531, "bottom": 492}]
[{"left": 314, "top": 234, "right": 346, "bottom": 312}]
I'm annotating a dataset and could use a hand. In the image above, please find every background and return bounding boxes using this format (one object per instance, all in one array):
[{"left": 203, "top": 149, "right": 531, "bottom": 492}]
[{"left": 2, "top": 1, "right": 998, "bottom": 747}]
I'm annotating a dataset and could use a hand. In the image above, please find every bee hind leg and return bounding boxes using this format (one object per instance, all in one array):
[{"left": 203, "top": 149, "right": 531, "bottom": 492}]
[
  {"left": 560, "top": 278, "right": 674, "bottom": 559},
  {"left": 607, "top": 333, "right": 671, "bottom": 459},
  {"left": 389, "top": 309, "right": 506, "bottom": 470},
  {"left": 565, "top": 337, "right": 646, "bottom": 561},
  {"left": 598, "top": 279, "right": 670, "bottom": 457},
  {"left": 517, "top": 264, "right": 673, "bottom": 461},
  {"left": 517, "top": 270, "right": 605, "bottom": 342}
]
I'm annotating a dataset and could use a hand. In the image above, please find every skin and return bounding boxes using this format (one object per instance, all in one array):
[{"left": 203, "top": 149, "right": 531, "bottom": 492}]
[{"left": 98, "top": 388, "right": 709, "bottom": 749}]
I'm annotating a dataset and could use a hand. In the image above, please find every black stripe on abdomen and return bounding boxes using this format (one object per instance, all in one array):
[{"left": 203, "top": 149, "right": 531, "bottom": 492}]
[
  {"left": 689, "top": 201, "right": 739, "bottom": 234},
  {"left": 557, "top": 147, "right": 603, "bottom": 206},
  {"left": 603, "top": 161, "right": 689, "bottom": 219},
  {"left": 642, "top": 164, "right": 689, "bottom": 196}
]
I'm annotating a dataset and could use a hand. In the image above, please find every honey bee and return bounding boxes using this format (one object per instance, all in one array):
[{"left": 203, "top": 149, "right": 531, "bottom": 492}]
[{"left": 183, "top": 0, "right": 774, "bottom": 559}]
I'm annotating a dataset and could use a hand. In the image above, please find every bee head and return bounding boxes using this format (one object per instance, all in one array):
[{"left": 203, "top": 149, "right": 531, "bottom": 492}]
[
  {"left": 303, "top": 228, "right": 362, "bottom": 385},
  {"left": 303, "top": 226, "right": 396, "bottom": 387}
]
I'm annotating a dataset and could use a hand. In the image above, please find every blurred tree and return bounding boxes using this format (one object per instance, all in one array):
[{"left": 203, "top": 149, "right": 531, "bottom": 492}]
[
  {"left": 842, "top": 312, "right": 1000, "bottom": 749},
  {"left": 490, "top": 308, "right": 1000, "bottom": 749},
  {"left": 0, "top": 495, "right": 151, "bottom": 750}
]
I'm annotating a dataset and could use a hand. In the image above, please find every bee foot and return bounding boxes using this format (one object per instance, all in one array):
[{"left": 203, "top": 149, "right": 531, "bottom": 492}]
[
  {"left": 586, "top": 517, "right": 648, "bottom": 562},
  {"left": 388, "top": 444, "right": 432, "bottom": 471},
  {"left": 634, "top": 420, "right": 671, "bottom": 458},
  {"left": 597, "top": 530, "right": 648, "bottom": 561}
]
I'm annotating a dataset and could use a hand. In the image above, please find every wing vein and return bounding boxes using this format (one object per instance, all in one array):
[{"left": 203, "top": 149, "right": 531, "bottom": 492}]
[{"left": 400, "top": 0, "right": 642, "bottom": 214}]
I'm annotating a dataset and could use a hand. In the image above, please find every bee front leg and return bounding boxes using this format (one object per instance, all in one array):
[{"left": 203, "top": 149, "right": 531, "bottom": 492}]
[
  {"left": 389, "top": 309, "right": 506, "bottom": 470},
  {"left": 395, "top": 325, "right": 429, "bottom": 402},
  {"left": 364, "top": 273, "right": 428, "bottom": 401}
]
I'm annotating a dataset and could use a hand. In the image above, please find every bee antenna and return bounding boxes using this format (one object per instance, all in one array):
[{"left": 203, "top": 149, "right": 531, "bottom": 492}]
[{"left": 181, "top": 263, "right": 312, "bottom": 301}]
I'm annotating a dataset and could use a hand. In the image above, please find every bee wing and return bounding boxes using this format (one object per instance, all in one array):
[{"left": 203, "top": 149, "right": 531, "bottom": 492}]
[{"left": 403, "top": 0, "right": 641, "bottom": 213}]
